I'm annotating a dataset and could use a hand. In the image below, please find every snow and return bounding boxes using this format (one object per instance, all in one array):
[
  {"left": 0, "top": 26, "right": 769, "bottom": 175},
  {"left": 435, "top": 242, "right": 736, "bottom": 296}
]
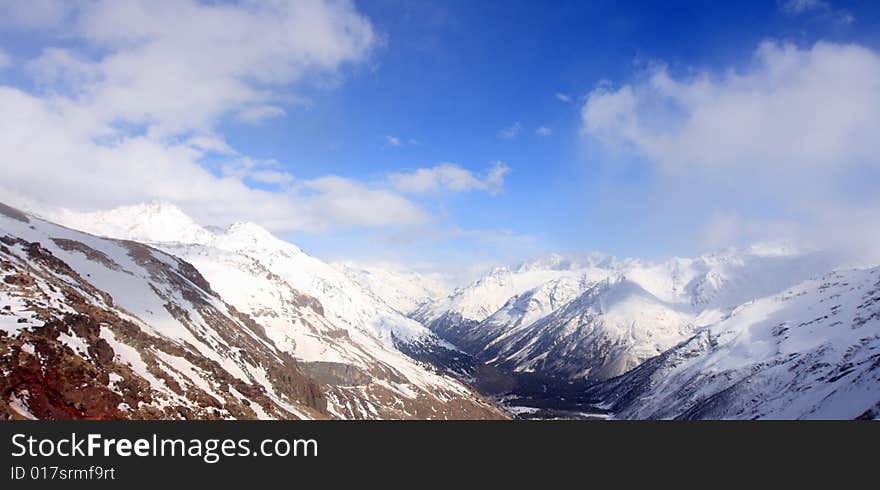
[
  {"left": 0, "top": 296, "right": 31, "bottom": 335},
  {"left": 58, "top": 331, "right": 91, "bottom": 359},
  {"left": 8, "top": 390, "right": 37, "bottom": 420},
  {"left": 334, "top": 261, "right": 450, "bottom": 315},
  {"left": 99, "top": 328, "right": 165, "bottom": 393},
  {"left": 213, "top": 222, "right": 435, "bottom": 346},
  {"left": 154, "top": 351, "right": 223, "bottom": 401}
]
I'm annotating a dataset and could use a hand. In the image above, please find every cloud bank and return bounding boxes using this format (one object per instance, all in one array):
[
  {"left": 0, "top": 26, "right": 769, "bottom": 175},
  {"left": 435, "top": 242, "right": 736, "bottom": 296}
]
[
  {"left": 581, "top": 40, "right": 880, "bottom": 260},
  {"left": 0, "top": 0, "right": 433, "bottom": 232}
]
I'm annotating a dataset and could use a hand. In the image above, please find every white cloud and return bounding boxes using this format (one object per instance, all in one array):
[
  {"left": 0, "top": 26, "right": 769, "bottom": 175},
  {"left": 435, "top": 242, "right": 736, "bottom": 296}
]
[
  {"left": 582, "top": 41, "right": 880, "bottom": 174},
  {"left": 186, "top": 134, "right": 237, "bottom": 155},
  {"left": 12, "top": 0, "right": 376, "bottom": 135},
  {"left": 71, "top": 0, "right": 375, "bottom": 132},
  {"left": 555, "top": 92, "right": 572, "bottom": 102},
  {"left": 302, "top": 176, "right": 430, "bottom": 228},
  {"left": 497, "top": 122, "right": 523, "bottom": 139},
  {"left": 385, "top": 135, "right": 402, "bottom": 147},
  {"left": 780, "top": 0, "right": 854, "bottom": 24},
  {"left": 0, "top": 1, "right": 435, "bottom": 233},
  {"left": 535, "top": 126, "right": 552, "bottom": 136},
  {"left": 388, "top": 161, "right": 510, "bottom": 195},
  {"left": 0, "top": 85, "right": 435, "bottom": 232},
  {"left": 581, "top": 40, "right": 880, "bottom": 259}
]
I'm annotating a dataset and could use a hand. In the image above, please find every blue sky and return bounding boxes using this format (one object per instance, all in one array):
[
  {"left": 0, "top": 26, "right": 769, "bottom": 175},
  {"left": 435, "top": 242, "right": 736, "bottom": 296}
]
[{"left": 1, "top": 0, "right": 879, "bottom": 277}]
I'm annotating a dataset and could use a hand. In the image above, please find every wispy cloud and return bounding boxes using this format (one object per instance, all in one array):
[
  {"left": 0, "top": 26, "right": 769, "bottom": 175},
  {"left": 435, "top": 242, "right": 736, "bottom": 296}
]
[
  {"left": 388, "top": 161, "right": 510, "bottom": 195},
  {"left": 235, "top": 104, "right": 287, "bottom": 124},
  {"left": 555, "top": 92, "right": 572, "bottom": 102},
  {"left": 779, "top": 0, "right": 854, "bottom": 25},
  {"left": 497, "top": 122, "right": 523, "bottom": 139},
  {"left": 249, "top": 170, "right": 295, "bottom": 187},
  {"left": 535, "top": 126, "right": 552, "bottom": 136},
  {"left": 385, "top": 135, "right": 402, "bottom": 147}
]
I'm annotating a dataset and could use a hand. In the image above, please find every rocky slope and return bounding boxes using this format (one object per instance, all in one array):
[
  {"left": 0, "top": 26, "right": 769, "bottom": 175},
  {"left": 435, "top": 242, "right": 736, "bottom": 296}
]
[
  {"left": 1, "top": 203, "right": 504, "bottom": 420},
  {"left": 41, "top": 202, "right": 504, "bottom": 419}
]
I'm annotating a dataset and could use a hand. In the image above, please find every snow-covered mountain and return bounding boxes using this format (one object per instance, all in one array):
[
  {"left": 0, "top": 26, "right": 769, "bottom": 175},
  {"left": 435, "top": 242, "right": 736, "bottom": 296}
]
[
  {"left": 416, "top": 254, "right": 617, "bottom": 325},
  {"left": 1, "top": 203, "right": 325, "bottom": 420},
  {"left": 587, "top": 267, "right": 880, "bottom": 419},
  {"left": 7, "top": 199, "right": 876, "bottom": 420},
  {"left": 1, "top": 202, "right": 504, "bottom": 419},
  {"left": 418, "top": 249, "right": 852, "bottom": 382},
  {"left": 55, "top": 201, "right": 215, "bottom": 245},
  {"left": 54, "top": 202, "right": 442, "bottom": 349},
  {"left": 158, "top": 240, "right": 495, "bottom": 419},
  {"left": 333, "top": 261, "right": 449, "bottom": 315}
]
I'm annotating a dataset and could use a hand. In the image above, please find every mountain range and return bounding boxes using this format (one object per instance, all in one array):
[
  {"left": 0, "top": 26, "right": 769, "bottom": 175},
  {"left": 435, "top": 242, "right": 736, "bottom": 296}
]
[{"left": 2, "top": 200, "right": 878, "bottom": 419}]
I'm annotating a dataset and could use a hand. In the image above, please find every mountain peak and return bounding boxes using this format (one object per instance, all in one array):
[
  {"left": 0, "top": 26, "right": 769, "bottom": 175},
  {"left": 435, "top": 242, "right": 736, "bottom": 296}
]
[
  {"left": 225, "top": 221, "right": 274, "bottom": 239},
  {"left": 217, "top": 220, "right": 303, "bottom": 255},
  {"left": 52, "top": 201, "right": 215, "bottom": 244},
  {"left": 516, "top": 253, "right": 572, "bottom": 272}
]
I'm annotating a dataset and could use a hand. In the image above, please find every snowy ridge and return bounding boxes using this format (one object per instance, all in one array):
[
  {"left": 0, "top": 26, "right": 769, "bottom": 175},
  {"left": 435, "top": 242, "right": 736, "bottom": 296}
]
[
  {"left": 54, "top": 202, "right": 215, "bottom": 245},
  {"left": 417, "top": 254, "right": 621, "bottom": 325},
  {"left": 588, "top": 267, "right": 880, "bottom": 419}
]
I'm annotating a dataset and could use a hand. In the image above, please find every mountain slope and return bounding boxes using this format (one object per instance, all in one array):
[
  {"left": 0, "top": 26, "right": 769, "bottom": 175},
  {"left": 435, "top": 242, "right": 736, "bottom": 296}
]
[
  {"left": 586, "top": 267, "right": 880, "bottom": 419},
  {"left": 45, "top": 202, "right": 504, "bottom": 419},
  {"left": 1, "top": 203, "right": 325, "bottom": 420}
]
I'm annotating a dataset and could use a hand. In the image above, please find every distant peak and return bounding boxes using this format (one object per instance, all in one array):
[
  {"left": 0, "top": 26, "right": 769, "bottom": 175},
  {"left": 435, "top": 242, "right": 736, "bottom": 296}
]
[
  {"left": 51, "top": 201, "right": 214, "bottom": 245},
  {"left": 516, "top": 253, "right": 581, "bottom": 272},
  {"left": 225, "top": 221, "right": 272, "bottom": 237},
  {"left": 129, "top": 200, "right": 192, "bottom": 219},
  {"left": 218, "top": 220, "right": 303, "bottom": 254},
  {"left": 223, "top": 221, "right": 285, "bottom": 244}
]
